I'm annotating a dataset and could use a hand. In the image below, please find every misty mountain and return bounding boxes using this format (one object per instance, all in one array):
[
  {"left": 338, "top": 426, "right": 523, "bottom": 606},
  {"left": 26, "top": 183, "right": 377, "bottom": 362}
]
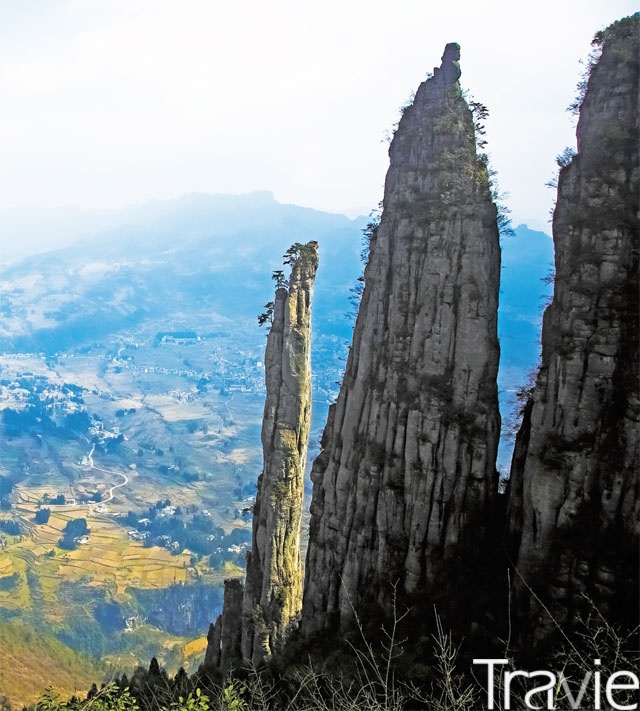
[
  {"left": 0, "top": 191, "right": 367, "bottom": 354},
  {"left": 0, "top": 193, "right": 552, "bottom": 469},
  {"left": 499, "top": 223, "right": 554, "bottom": 367},
  {"left": 497, "top": 223, "right": 554, "bottom": 468}
]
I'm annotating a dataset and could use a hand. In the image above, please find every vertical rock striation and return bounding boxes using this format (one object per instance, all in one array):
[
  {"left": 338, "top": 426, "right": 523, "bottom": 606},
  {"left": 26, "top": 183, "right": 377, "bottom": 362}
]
[
  {"left": 301, "top": 44, "right": 501, "bottom": 636},
  {"left": 506, "top": 15, "right": 639, "bottom": 647},
  {"left": 242, "top": 241, "right": 318, "bottom": 663},
  {"left": 205, "top": 242, "right": 318, "bottom": 669}
]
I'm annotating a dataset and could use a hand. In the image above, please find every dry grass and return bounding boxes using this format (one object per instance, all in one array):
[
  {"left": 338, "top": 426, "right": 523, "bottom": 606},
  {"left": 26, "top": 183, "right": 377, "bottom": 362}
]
[
  {"left": 183, "top": 636, "right": 208, "bottom": 659},
  {"left": 0, "top": 556, "right": 15, "bottom": 576},
  {"left": 0, "top": 619, "right": 103, "bottom": 709}
]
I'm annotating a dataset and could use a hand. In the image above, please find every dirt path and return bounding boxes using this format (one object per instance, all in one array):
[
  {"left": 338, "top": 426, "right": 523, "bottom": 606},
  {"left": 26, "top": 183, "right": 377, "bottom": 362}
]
[
  {"left": 84, "top": 443, "right": 129, "bottom": 503},
  {"left": 88, "top": 464, "right": 128, "bottom": 503}
]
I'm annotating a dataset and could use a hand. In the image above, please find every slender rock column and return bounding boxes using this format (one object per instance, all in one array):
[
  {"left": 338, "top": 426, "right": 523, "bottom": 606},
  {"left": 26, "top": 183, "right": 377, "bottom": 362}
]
[
  {"left": 241, "top": 241, "right": 318, "bottom": 663},
  {"left": 219, "top": 579, "right": 243, "bottom": 671},
  {"left": 203, "top": 619, "right": 221, "bottom": 669},
  {"left": 204, "top": 242, "right": 318, "bottom": 669}
]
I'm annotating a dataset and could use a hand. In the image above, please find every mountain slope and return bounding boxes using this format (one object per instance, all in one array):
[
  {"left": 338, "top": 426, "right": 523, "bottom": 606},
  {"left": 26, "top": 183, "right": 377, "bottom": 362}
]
[{"left": 0, "top": 192, "right": 365, "bottom": 354}]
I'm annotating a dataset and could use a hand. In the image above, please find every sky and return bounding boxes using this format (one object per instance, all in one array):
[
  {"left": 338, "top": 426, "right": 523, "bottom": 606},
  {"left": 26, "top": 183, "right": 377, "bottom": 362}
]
[{"left": 0, "top": 0, "right": 637, "bottom": 231}]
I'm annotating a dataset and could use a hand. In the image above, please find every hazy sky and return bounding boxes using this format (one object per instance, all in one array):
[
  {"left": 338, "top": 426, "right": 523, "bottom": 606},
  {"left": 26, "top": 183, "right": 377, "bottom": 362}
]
[{"left": 0, "top": 1, "right": 636, "bottom": 229}]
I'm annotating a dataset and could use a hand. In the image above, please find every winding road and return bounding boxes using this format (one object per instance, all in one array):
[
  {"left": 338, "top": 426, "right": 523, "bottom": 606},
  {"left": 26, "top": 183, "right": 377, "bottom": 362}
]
[
  {"left": 90, "top": 465, "right": 129, "bottom": 503},
  {"left": 84, "top": 444, "right": 129, "bottom": 505}
]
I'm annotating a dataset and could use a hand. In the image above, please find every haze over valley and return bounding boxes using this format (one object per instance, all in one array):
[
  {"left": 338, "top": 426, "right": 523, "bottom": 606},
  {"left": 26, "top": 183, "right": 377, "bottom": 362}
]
[{"left": 0, "top": 190, "right": 553, "bottom": 700}]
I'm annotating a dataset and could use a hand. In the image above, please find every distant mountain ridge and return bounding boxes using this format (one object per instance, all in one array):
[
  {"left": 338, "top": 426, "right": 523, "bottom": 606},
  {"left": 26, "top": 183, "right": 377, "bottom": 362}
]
[
  {"left": 0, "top": 193, "right": 552, "bottom": 467},
  {"left": 0, "top": 191, "right": 357, "bottom": 264},
  {"left": 0, "top": 164, "right": 556, "bottom": 711},
  {"left": 0, "top": 192, "right": 366, "bottom": 351}
]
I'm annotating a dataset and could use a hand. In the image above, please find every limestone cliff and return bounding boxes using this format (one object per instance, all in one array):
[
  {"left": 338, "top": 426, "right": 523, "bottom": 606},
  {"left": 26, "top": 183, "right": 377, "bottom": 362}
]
[
  {"left": 506, "top": 15, "right": 639, "bottom": 646},
  {"left": 206, "top": 242, "right": 318, "bottom": 668},
  {"left": 301, "top": 44, "right": 501, "bottom": 635}
]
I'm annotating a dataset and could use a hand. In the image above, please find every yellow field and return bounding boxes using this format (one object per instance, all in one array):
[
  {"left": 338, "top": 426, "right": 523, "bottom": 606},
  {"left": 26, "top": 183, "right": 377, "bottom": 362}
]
[
  {"left": 0, "top": 556, "right": 14, "bottom": 576},
  {"left": 223, "top": 561, "right": 245, "bottom": 577},
  {"left": 1, "top": 503, "right": 198, "bottom": 609},
  {"left": 184, "top": 636, "right": 208, "bottom": 659},
  {"left": 223, "top": 447, "right": 254, "bottom": 465}
]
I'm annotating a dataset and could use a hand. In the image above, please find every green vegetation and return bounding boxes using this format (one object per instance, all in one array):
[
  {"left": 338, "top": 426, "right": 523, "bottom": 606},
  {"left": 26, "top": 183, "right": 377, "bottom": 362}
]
[
  {"left": 0, "top": 619, "right": 102, "bottom": 708},
  {"left": 58, "top": 518, "right": 90, "bottom": 550},
  {"left": 503, "top": 364, "right": 539, "bottom": 441},
  {"left": 24, "top": 603, "right": 639, "bottom": 711},
  {"left": 259, "top": 243, "right": 320, "bottom": 328},
  {"left": 0, "top": 519, "right": 21, "bottom": 536},
  {"left": 35, "top": 507, "right": 52, "bottom": 524},
  {"left": 257, "top": 301, "right": 274, "bottom": 327},
  {"left": 44, "top": 494, "right": 68, "bottom": 505},
  {"left": 346, "top": 207, "right": 379, "bottom": 327},
  {"left": 567, "top": 14, "right": 639, "bottom": 117},
  {"left": 556, "top": 147, "right": 577, "bottom": 169},
  {"left": 115, "top": 499, "right": 250, "bottom": 562},
  {"left": 0, "top": 572, "right": 20, "bottom": 591}
]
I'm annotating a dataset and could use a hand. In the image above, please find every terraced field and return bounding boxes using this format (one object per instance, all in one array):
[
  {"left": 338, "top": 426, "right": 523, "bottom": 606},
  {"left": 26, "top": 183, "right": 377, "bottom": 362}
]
[
  {"left": 2, "top": 488, "right": 235, "bottom": 600},
  {"left": 0, "top": 336, "right": 264, "bottom": 703},
  {"left": 0, "top": 452, "right": 249, "bottom": 702}
]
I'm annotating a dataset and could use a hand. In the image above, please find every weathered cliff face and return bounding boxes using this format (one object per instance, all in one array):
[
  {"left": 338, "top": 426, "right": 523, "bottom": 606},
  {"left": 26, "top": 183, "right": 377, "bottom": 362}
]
[
  {"left": 301, "top": 44, "right": 501, "bottom": 636},
  {"left": 206, "top": 242, "right": 318, "bottom": 669},
  {"left": 506, "top": 15, "right": 639, "bottom": 646}
]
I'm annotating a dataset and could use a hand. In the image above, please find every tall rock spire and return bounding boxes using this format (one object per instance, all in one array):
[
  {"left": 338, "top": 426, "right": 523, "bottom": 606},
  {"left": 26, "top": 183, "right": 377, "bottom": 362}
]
[
  {"left": 205, "top": 241, "right": 319, "bottom": 669},
  {"left": 301, "top": 44, "right": 501, "bottom": 635},
  {"left": 242, "top": 241, "right": 318, "bottom": 662},
  {"left": 505, "top": 14, "right": 639, "bottom": 647}
]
